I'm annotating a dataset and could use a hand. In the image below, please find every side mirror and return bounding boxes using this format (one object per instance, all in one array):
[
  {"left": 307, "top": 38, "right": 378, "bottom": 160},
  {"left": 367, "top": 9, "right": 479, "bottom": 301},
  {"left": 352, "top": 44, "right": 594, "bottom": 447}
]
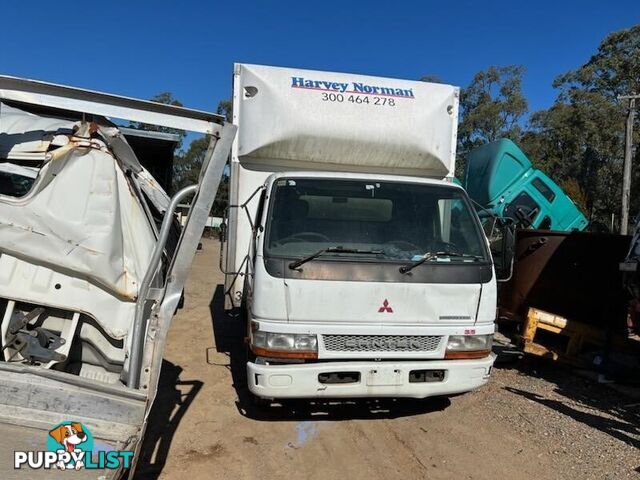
[{"left": 486, "top": 218, "right": 516, "bottom": 282}]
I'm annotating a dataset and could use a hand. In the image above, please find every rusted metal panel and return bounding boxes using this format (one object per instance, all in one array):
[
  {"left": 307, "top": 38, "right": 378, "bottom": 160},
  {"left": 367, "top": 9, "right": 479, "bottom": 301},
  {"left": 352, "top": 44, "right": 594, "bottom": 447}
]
[{"left": 499, "top": 229, "right": 631, "bottom": 334}]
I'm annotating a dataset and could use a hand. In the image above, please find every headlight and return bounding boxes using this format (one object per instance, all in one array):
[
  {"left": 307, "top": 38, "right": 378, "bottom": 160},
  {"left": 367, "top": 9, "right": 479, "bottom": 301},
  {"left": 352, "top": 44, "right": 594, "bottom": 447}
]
[
  {"left": 445, "top": 334, "right": 492, "bottom": 359},
  {"left": 251, "top": 328, "right": 318, "bottom": 359}
]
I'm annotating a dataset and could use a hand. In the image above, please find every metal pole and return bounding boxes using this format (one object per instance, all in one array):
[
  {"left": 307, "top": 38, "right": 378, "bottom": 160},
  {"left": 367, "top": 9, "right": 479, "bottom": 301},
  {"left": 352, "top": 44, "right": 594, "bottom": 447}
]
[
  {"left": 620, "top": 95, "right": 638, "bottom": 235},
  {"left": 611, "top": 213, "right": 615, "bottom": 232},
  {"left": 128, "top": 185, "right": 197, "bottom": 389}
]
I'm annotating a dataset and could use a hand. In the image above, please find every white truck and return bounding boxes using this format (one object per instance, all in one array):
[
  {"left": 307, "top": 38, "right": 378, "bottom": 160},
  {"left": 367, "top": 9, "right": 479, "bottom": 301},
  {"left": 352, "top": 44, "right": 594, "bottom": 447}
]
[
  {"left": 222, "top": 64, "right": 507, "bottom": 402},
  {"left": 0, "top": 76, "right": 235, "bottom": 478}
]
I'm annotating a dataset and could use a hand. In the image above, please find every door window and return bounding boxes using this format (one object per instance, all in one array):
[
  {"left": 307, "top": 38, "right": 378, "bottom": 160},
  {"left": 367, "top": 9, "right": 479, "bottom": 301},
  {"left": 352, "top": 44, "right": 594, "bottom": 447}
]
[{"left": 531, "top": 177, "right": 556, "bottom": 203}]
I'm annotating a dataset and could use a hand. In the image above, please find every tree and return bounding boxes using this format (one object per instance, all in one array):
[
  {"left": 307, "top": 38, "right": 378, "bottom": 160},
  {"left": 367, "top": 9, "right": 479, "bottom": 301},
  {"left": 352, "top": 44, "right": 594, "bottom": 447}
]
[
  {"left": 173, "top": 135, "right": 209, "bottom": 191},
  {"left": 560, "top": 177, "right": 588, "bottom": 214},
  {"left": 128, "top": 92, "right": 187, "bottom": 148},
  {"left": 521, "top": 90, "right": 623, "bottom": 220},
  {"left": 458, "top": 66, "right": 528, "bottom": 151},
  {"left": 553, "top": 25, "right": 640, "bottom": 100},
  {"left": 521, "top": 25, "right": 640, "bottom": 226},
  {"left": 173, "top": 135, "right": 229, "bottom": 216},
  {"left": 216, "top": 99, "right": 233, "bottom": 122},
  {"left": 419, "top": 75, "right": 444, "bottom": 84},
  {"left": 127, "top": 93, "right": 231, "bottom": 215},
  {"left": 455, "top": 66, "right": 528, "bottom": 177},
  {"left": 172, "top": 99, "right": 233, "bottom": 216}
]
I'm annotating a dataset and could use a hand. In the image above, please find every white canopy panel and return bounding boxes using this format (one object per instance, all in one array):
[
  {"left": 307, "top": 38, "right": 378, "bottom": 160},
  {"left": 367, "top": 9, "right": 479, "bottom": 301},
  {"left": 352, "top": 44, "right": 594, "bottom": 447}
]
[{"left": 234, "top": 63, "right": 459, "bottom": 178}]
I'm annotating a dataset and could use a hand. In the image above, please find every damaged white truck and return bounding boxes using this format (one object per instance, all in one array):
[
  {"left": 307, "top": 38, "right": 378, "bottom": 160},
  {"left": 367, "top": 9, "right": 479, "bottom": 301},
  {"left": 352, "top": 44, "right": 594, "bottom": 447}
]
[{"left": 0, "top": 76, "right": 235, "bottom": 478}]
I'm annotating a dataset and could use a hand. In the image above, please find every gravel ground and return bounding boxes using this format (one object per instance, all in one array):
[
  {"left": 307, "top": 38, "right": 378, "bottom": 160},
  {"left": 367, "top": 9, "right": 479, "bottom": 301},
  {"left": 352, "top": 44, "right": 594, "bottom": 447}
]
[
  {"left": 135, "top": 238, "right": 640, "bottom": 480},
  {"left": 482, "top": 352, "right": 639, "bottom": 479}
]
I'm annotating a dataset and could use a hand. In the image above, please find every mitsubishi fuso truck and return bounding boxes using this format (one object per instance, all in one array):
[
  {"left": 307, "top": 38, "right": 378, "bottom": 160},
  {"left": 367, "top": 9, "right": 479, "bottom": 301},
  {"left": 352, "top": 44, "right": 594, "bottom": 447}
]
[{"left": 221, "top": 63, "right": 512, "bottom": 402}]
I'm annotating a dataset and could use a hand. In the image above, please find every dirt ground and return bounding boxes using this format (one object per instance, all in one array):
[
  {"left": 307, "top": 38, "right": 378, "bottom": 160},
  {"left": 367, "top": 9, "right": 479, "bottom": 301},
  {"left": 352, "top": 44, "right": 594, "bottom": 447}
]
[{"left": 135, "top": 238, "right": 639, "bottom": 480}]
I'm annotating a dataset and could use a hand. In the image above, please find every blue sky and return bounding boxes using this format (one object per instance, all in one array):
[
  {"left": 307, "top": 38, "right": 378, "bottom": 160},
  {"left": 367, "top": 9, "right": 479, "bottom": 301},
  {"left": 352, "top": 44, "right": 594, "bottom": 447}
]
[{"left": 1, "top": 1, "right": 637, "bottom": 137}]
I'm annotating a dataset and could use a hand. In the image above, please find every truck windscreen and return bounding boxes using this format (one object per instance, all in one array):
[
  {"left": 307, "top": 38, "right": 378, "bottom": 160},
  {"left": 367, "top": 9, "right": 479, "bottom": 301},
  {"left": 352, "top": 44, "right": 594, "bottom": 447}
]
[{"left": 265, "top": 178, "right": 488, "bottom": 263}]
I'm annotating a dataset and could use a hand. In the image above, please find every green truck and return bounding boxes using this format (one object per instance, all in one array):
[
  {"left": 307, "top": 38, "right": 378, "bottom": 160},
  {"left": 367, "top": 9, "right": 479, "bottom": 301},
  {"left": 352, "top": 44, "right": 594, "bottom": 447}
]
[{"left": 463, "top": 139, "right": 588, "bottom": 232}]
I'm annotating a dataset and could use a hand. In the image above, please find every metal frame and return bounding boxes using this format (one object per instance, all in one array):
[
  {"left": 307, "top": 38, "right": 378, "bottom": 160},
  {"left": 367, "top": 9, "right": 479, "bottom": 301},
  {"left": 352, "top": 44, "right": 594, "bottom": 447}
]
[
  {"left": 520, "top": 307, "right": 632, "bottom": 365},
  {"left": 0, "top": 73, "right": 236, "bottom": 391},
  {"left": 219, "top": 185, "right": 265, "bottom": 308},
  {"left": 127, "top": 125, "right": 236, "bottom": 477},
  {"left": 0, "top": 75, "right": 223, "bottom": 134},
  {"left": 127, "top": 185, "right": 197, "bottom": 388},
  {"left": 130, "top": 123, "right": 237, "bottom": 391},
  {"left": 219, "top": 184, "right": 264, "bottom": 272}
]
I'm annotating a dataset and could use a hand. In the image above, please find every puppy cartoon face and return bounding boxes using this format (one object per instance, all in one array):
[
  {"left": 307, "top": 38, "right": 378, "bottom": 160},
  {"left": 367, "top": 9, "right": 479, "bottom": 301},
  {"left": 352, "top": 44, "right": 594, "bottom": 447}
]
[{"left": 49, "top": 423, "right": 87, "bottom": 447}]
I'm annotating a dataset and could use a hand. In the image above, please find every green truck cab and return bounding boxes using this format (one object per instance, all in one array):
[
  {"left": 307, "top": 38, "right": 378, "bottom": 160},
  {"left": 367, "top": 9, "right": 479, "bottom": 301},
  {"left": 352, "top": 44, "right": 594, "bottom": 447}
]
[{"left": 463, "top": 139, "right": 588, "bottom": 231}]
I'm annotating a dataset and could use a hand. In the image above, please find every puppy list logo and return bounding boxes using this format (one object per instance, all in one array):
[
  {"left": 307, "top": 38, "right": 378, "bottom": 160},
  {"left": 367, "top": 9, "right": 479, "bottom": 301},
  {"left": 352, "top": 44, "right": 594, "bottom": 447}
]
[{"left": 14, "top": 421, "right": 134, "bottom": 471}]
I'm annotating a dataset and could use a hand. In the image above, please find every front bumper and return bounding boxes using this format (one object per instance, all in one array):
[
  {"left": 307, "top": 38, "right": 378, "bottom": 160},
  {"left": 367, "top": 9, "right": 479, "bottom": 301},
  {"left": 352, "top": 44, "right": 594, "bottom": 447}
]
[{"left": 247, "top": 354, "right": 495, "bottom": 399}]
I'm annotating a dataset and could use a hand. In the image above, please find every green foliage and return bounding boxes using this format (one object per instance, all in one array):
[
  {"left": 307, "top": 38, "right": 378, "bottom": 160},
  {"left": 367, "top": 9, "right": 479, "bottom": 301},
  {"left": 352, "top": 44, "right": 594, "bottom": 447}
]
[
  {"left": 443, "top": 25, "right": 639, "bottom": 228},
  {"left": 216, "top": 99, "right": 233, "bottom": 122},
  {"left": 128, "top": 92, "right": 187, "bottom": 148},
  {"left": 135, "top": 28, "right": 640, "bottom": 228},
  {"left": 553, "top": 25, "right": 640, "bottom": 99},
  {"left": 419, "top": 75, "right": 444, "bottom": 84},
  {"left": 560, "top": 177, "right": 588, "bottom": 214},
  {"left": 172, "top": 99, "right": 234, "bottom": 216},
  {"left": 521, "top": 91, "right": 624, "bottom": 220},
  {"left": 172, "top": 134, "right": 229, "bottom": 217},
  {"left": 458, "top": 65, "right": 528, "bottom": 152},
  {"left": 522, "top": 25, "right": 640, "bottom": 226},
  {"left": 127, "top": 92, "right": 233, "bottom": 216},
  {"left": 173, "top": 135, "right": 210, "bottom": 191},
  {"left": 451, "top": 65, "right": 528, "bottom": 178}
]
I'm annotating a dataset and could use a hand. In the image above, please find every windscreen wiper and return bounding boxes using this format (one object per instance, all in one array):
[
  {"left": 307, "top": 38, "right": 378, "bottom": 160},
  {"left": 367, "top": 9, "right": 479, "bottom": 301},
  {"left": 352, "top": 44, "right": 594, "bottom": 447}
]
[
  {"left": 289, "top": 247, "right": 383, "bottom": 270},
  {"left": 399, "top": 251, "right": 482, "bottom": 274}
]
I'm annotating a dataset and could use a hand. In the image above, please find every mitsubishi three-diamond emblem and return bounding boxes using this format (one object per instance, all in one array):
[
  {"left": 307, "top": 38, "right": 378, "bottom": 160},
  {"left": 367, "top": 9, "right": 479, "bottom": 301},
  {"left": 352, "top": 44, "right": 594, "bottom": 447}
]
[{"left": 378, "top": 299, "right": 393, "bottom": 313}]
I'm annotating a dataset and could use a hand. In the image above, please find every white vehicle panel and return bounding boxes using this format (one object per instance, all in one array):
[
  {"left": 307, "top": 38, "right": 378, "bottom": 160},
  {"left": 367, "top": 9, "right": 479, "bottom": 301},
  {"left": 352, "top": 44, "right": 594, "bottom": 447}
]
[
  {"left": 235, "top": 63, "right": 459, "bottom": 178},
  {"left": 476, "top": 275, "right": 497, "bottom": 325},
  {"left": 0, "top": 73, "right": 236, "bottom": 478},
  {"left": 282, "top": 278, "right": 483, "bottom": 325},
  {"left": 248, "top": 355, "right": 495, "bottom": 399},
  {"left": 0, "top": 104, "right": 156, "bottom": 299},
  {"left": 0, "top": 255, "right": 136, "bottom": 340}
]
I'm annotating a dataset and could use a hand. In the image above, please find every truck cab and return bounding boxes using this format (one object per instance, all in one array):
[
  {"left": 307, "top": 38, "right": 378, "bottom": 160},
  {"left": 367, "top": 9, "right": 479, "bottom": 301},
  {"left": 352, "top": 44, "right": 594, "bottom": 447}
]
[
  {"left": 245, "top": 172, "right": 496, "bottom": 399},
  {"left": 222, "top": 64, "right": 502, "bottom": 401},
  {"left": 464, "top": 139, "right": 588, "bottom": 231}
]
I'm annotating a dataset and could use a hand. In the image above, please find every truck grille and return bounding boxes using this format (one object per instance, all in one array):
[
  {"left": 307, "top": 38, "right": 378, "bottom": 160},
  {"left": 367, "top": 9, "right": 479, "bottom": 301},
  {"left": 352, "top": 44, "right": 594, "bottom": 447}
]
[{"left": 322, "top": 335, "right": 442, "bottom": 353}]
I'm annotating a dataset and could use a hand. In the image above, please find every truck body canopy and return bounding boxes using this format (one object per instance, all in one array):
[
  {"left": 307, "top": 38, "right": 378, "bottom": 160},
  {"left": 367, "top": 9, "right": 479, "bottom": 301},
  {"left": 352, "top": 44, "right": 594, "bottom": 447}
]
[{"left": 234, "top": 63, "right": 459, "bottom": 178}]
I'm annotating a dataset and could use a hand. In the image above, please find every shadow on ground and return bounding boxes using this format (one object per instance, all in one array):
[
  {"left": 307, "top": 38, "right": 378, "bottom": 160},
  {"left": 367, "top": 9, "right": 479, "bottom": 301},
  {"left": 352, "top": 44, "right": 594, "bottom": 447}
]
[
  {"left": 134, "top": 360, "right": 203, "bottom": 479},
  {"left": 208, "top": 284, "right": 451, "bottom": 421},
  {"left": 496, "top": 351, "right": 640, "bottom": 450}
]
